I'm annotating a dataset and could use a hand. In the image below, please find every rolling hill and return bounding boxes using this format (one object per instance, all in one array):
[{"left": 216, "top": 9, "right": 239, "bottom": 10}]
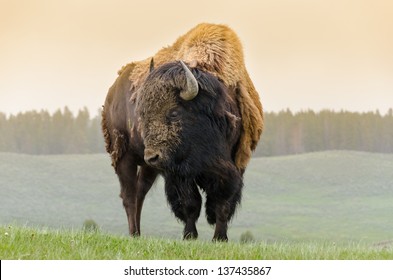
[{"left": 1, "top": 151, "right": 393, "bottom": 243}]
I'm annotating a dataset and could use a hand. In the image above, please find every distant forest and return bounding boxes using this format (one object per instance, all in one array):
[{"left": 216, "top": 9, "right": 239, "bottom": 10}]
[
  {"left": 0, "top": 107, "right": 103, "bottom": 155},
  {"left": 1, "top": 107, "right": 393, "bottom": 156}
]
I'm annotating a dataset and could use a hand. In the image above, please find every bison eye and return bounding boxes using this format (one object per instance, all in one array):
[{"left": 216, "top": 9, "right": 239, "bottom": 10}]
[{"left": 168, "top": 109, "right": 181, "bottom": 121}]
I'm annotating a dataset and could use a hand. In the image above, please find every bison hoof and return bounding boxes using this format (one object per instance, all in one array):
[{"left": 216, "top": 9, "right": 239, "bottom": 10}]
[
  {"left": 212, "top": 235, "right": 228, "bottom": 242},
  {"left": 183, "top": 231, "right": 198, "bottom": 240},
  {"left": 129, "top": 231, "right": 141, "bottom": 238}
]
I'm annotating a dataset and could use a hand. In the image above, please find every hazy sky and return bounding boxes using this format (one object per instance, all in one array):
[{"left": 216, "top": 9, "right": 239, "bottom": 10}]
[{"left": 1, "top": 0, "right": 392, "bottom": 116}]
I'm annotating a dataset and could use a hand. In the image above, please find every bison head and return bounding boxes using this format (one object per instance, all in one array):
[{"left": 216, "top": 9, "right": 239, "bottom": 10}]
[{"left": 136, "top": 61, "right": 238, "bottom": 176}]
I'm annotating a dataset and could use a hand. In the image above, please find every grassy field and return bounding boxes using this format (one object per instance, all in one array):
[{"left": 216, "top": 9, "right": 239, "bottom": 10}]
[
  {"left": 2, "top": 225, "right": 393, "bottom": 260},
  {"left": 1, "top": 151, "right": 393, "bottom": 245}
]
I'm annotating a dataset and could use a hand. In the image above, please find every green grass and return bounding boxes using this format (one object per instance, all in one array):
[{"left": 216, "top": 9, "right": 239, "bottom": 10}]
[
  {"left": 1, "top": 225, "right": 393, "bottom": 260},
  {"left": 1, "top": 151, "right": 393, "bottom": 243}
]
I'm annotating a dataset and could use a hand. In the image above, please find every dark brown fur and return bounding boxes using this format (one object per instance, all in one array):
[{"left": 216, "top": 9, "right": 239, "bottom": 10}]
[{"left": 102, "top": 24, "right": 263, "bottom": 241}]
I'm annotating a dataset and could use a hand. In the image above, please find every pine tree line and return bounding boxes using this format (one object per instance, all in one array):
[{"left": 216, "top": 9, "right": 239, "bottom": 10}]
[
  {"left": 1, "top": 108, "right": 392, "bottom": 156},
  {"left": 0, "top": 107, "right": 103, "bottom": 154},
  {"left": 255, "top": 109, "right": 393, "bottom": 156}
]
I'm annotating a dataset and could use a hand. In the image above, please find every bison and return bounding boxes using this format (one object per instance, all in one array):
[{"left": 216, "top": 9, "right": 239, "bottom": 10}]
[{"left": 102, "top": 23, "right": 263, "bottom": 241}]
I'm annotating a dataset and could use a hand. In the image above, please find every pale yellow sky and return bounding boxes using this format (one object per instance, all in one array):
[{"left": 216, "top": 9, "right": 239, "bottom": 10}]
[{"left": 1, "top": 0, "right": 392, "bottom": 115}]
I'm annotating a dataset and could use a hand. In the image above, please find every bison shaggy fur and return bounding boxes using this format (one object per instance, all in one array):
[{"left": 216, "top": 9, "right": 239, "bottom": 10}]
[{"left": 102, "top": 23, "right": 263, "bottom": 241}]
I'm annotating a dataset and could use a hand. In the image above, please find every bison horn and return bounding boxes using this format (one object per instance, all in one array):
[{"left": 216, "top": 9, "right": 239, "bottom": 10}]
[
  {"left": 149, "top": 58, "right": 154, "bottom": 73},
  {"left": 179, "top": 60, "right": 199, "bottom": 101}
]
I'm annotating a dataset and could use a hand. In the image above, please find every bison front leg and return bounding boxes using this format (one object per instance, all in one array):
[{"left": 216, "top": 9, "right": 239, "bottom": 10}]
[
  {"left": 165, "top": 178, "right": 202, "bottom": 240},
  {"left": 183, "top": 186, "right": 202, "bottom": 240},
  {"left": 205, "top": 167, "right": 243, "bottom": 242}
]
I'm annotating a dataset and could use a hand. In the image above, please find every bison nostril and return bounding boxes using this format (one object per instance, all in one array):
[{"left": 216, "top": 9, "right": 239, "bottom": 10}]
[
  {"left": 144, "top": 149, "right": 161, "bottom": 166},
  {"left": 148, "top": 154, "right": 159, "bottom": 163}
]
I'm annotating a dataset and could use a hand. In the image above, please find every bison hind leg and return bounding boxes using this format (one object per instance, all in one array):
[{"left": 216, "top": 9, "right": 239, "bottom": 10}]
[{"left": 116, "top": 153, "right": 139, "bottom": 236}]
